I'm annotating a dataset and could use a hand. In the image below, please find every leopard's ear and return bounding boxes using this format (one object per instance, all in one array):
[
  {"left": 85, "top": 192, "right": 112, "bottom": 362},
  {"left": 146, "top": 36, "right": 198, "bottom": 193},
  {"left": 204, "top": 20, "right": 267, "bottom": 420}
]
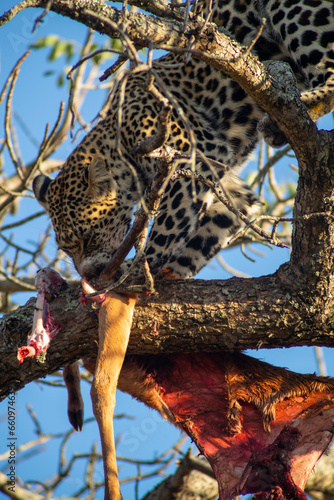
[
  {"left": 87, "top": 155, "right": 117, "bottom": 200},
  {"left": 33, "top": 175, "right": 53, "bottom": 211}
]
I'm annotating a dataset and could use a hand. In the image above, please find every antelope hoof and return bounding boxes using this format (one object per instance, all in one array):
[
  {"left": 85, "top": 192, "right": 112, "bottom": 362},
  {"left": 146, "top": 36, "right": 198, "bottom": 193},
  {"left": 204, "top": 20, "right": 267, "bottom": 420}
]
[{"left": 68, "top": 409, "right": 84, "bottom": 431}]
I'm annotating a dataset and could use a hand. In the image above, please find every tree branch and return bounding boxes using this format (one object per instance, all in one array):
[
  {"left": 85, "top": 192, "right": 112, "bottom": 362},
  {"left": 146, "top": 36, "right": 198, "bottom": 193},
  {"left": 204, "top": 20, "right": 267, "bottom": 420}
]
[
  {"left": 2, "top": 1, "right": 332, "bottom": 161},
  {"left": 306, "top": 446, "right": 334, "bottom": 499},
  {"left": 2, "top": 269, "right": 334, "bottom": 402}
]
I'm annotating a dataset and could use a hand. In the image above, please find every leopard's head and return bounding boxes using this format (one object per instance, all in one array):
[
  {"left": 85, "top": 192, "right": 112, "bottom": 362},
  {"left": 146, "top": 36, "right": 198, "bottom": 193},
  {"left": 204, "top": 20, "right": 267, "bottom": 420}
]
[{"left": 33, "top": 148, "right": 136, "bottom": 280}]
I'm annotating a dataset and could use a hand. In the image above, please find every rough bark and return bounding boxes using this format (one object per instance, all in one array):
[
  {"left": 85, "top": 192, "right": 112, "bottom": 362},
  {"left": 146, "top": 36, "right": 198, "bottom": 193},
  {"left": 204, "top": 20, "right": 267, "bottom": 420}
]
[
  {"left": 0, "top": 0, "right": 324, "bottom": 147},
  {"left": 142, "top": 452, "right": 218, "bottom": 500}
]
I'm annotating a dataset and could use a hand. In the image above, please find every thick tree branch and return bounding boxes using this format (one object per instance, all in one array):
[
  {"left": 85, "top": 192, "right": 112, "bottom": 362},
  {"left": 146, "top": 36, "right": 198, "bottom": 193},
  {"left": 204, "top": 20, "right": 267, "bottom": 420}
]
[
  {"left": 143, "top": 446, "right": 334, "bottom": 500},
  {"left": 1, "top": 4, "right": 334, "bottom": 500},
  {"left": 0, "top": 0, "right": 191, "bottom": 48},
  {"left": 1, "top": 0, "right": 333, "bottom": 393},
  {"left": 143, "top": 450, "right": 218, "bottom": 500},
  {"left": 2, "top": 270, "right": 334, "bottom": 402}
]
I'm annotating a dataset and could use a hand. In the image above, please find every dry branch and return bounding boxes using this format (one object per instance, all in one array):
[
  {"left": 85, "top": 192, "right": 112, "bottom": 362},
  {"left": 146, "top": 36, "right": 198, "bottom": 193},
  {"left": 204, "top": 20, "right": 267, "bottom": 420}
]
[{"left": 171, "top": 169, "right": 288, "bottom": 248}]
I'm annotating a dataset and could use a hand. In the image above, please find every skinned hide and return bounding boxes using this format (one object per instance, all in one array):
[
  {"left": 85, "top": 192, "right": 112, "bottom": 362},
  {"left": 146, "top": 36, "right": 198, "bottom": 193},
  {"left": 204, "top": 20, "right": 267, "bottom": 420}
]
[{"left": 76, "top": 350, "right": 334, "bottom": 500}]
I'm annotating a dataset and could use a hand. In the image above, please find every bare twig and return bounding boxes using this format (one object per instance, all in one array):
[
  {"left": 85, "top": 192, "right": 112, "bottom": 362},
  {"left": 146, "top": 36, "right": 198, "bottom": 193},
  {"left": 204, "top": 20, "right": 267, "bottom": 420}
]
[
  {"left": 67, "top": 29, "right": 96, "bottom": 136},
  {"left": 251, "top": 144, "right": 292, "bottom": 188},
  {"left": 0, "top": 50, "right": 30, "bottom": 107},
  {"left": 84, "top": 9, "right": 140, "bottom": 64},
  {"left": 114, "top": 66, "right": 149, "bottom": 211},
  {"left": 171, "top": 169, "right": 288, "bottom": 248},
  {"left": 240, "top": 18, "right": 266, "bottom": 59},
  {"left": 0, "top": 269, "right": 36, "bottom": 291},
  {"left": 1, "top": 211, "right": 45, "bottom": 231},
  {"left": 5, "top": 69, "right": 24, "bottom": 180},
  {"left": 99, "top": 54, "right": 129, "bottom": 81},
  {"left": 32, "top": 0, "right": 52, "bottom": 31}
]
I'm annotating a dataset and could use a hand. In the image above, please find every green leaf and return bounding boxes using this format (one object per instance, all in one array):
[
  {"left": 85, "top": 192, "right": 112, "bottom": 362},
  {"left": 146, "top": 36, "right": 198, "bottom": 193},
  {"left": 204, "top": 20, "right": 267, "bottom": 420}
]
[
  {"left": 110, "top": 38, "right": 123, "bottom": 51},
  {"left": 57, "top": 74, "right": 64, "bottom": 87},
  {"left": 65, "top": 43, "right": 74, "bottom": 63},
  {"left": 48, "top": 41, "right": 67, "bottom": 61},
  {"left": 30, "top": 35, "right": 60, "bottom": 50}
]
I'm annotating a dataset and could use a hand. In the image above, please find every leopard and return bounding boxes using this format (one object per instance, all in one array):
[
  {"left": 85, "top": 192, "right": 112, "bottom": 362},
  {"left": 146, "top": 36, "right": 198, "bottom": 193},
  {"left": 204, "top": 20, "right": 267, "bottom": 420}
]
[{"left": 33, "top": 0, "right": 334, "bottom": 282}]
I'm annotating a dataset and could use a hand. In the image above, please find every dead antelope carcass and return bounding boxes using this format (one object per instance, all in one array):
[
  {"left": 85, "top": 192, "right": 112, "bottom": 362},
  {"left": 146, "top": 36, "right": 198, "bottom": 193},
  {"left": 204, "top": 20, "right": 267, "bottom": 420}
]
[
  {"left": 69, "top": 290, "right": 334, "bottom": 500},
  {"left": 17, "top": 270, "right": 334, "bottom": 500}
]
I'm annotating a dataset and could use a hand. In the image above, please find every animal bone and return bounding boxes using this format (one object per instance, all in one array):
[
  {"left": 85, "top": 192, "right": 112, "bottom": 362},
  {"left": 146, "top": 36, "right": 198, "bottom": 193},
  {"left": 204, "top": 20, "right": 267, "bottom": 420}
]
[
  {"left": 17, "top": 268, "right": 85, "bottom": 430},
  {"left": 17, "top": 268, "right": 65, "bottom": 363}
]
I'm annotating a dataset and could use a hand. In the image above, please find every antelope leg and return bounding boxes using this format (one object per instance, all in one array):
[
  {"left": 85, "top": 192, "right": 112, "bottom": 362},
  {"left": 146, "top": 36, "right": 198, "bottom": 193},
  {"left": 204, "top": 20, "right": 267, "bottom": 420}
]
[
  {"left": 63, "top": 362, "right": 84, "bottom": 431},
  {"left": 91, "top": 291, "right": 137, "bottom": 500}
]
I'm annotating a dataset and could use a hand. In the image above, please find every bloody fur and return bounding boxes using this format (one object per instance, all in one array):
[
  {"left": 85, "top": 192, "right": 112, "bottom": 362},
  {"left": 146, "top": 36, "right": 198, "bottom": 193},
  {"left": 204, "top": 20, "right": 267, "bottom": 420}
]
[{"left": 80, "top": 342, "right": 334, "bottom": 499}]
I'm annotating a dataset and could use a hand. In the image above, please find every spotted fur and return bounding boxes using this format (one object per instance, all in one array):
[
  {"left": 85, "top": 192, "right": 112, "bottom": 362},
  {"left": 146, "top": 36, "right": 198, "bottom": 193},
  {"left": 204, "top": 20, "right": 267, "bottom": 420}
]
[{"left": 33, "top": 0, "right": 334, "bottom": 280}]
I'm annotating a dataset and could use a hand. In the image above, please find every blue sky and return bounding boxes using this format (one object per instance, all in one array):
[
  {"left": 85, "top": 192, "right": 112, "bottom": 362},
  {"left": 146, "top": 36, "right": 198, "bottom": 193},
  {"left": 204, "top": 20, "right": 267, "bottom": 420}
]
[{"left": 0, "top": 1, "right": 333, "bottom": 498}]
